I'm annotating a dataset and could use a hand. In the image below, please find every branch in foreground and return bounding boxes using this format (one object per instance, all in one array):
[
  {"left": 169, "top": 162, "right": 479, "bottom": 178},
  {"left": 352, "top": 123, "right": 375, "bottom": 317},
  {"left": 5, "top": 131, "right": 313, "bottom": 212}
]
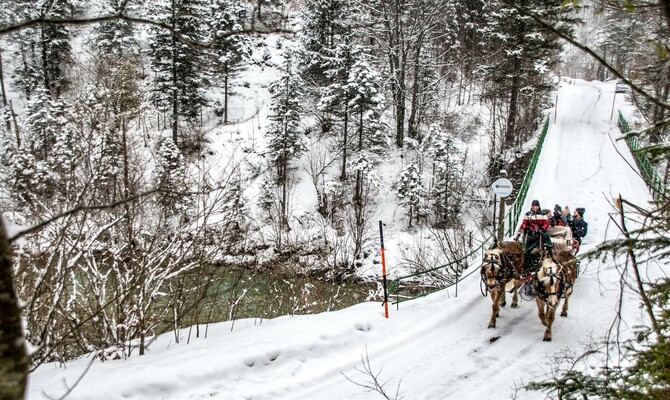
[
  {"left": 341, "top": 347, "right": 403, "bottom": 400},
  {"left": 0, "top": 13, "right": 296, "bottom": 50},
  {"left": 8, "top": 187, "right": 160, "bottom": 242}
]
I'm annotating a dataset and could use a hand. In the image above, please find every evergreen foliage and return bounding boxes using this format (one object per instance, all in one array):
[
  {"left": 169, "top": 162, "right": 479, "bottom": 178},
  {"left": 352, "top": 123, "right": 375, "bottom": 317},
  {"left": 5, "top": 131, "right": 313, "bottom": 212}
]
[
  {"left": 154, "top": 138, "right": 189, "bottom": 217},
  {"left": 267, "top": 51, "right": 304, "bottom": 184},
  {"left": 2, "top": 2, "right": 670, "bottom": 397},
  {"left": 395, "top": 162, "right": 426, "bottom": 228},
  {"left": 207, "top": 0, "right": 253, "bottom": 122},
  {"left": 422, "top": 124, "right": 463, "bottom": 227},
  {"left": 94, "top": 0, "right": 142, "bottom": 58},
  {"left": 266, "top": 51, "right": 304, "bottom": 240},
  {"left": 147, "top": 0, "right": 209, "bottom": 144},
  {"left": 479, "top": 1, "right": 576, "bottom": 148},
  {"left": 299, "top": 0, "right": 356, "bottom": 87}
]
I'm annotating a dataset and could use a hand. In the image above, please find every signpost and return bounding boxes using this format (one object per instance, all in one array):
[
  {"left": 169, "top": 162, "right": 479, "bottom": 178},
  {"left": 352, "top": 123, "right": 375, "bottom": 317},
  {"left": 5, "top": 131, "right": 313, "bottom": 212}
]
[
  {"left": 379, "top": 221, "right": 389, "bottom": 318},
  {"left": 492, "top": 178, "right": 513, "bottom": 242}
]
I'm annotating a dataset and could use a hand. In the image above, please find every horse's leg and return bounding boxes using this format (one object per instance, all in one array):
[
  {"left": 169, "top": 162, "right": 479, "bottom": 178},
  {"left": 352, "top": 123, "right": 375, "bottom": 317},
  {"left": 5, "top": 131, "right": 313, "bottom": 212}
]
[
  {"left": 536, "top": 298, "right": 547, "bottom": 326},
  {"left": 488, "top": 288, "right": 501, "bottom": 329},
  {"left": 544, "top": 307, "right": 556, "bottom": 342},
  {"left": 560, "top": 292, "right": 570, "bottom": 317},
  {"left": 511, "top": 285, "right": 519, "bottom": 309},
  {"left": 500, "top": 282, "right": 507, "bottom": 307}
]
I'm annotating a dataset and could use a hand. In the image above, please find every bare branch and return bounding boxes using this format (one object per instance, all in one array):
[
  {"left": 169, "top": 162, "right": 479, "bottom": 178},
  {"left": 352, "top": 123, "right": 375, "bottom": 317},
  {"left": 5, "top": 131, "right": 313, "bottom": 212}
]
[
  {"left": 341, "top": 347, "right": 403, "bottom": 400},
  {"left": 43, "top": 353, "right": 96, "bottom": 400},
  {"left": 0, "top": 13, "right": 296, "bottom": 50},
  {"left": 8, "top": 187, "right": 160, "bottom": 242}
]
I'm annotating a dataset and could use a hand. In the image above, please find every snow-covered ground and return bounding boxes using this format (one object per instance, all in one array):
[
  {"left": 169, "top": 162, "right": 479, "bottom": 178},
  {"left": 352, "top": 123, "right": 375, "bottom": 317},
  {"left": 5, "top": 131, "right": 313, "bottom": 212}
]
[{"left": 27, "top": 79, "right": 656, "bottom": 400}]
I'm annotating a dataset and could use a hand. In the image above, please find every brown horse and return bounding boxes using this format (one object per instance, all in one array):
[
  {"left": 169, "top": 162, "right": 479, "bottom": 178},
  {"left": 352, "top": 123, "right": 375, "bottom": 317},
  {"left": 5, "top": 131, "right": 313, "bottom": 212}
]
[
  {"left": 480, "top": 241, "right": 524, "bottom": 329},
  {"left": 533, "top": 249, "right": 577, "bottom": 341}
]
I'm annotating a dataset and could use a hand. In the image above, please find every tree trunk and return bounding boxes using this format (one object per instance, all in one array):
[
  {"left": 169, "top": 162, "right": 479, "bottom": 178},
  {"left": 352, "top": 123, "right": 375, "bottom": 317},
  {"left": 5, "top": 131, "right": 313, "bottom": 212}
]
[
  {"left": 661, "top": 0, "right": 670, "bottom": 35},
  {"left": 223, "top": 62, "right": 229, "bottom": 124},
  {"left": 383, "top": 0, "right": 407, "bottom": 148},
  {"left": 340, "top": 106, "right": 349, "bottom": 180},
  {"left": 504, "top": 56, "right": 520, "bottom": 149},
  {"left": 407, "top": 37, "right": 423, "bottom": 139},
  {"left": 40, "top": 29, "right": 51, "bottom": 98},
  {"left": 354, "top": 108, "right": 364, "bottom": 204},
  {"left": 171, "top": 0, "right": 179, "bottom": 145},
  {"left": 394, "top": 67, "right": 406, "bottom": 148},
  {"left": 0, "top": 49, "right": 13, "bottom": 139},
  {"left": 18, "top": 40, "right": 31, "bottom": 101},
  {"left": 0, "top": 218, "right": 29, "bottom": 400}
]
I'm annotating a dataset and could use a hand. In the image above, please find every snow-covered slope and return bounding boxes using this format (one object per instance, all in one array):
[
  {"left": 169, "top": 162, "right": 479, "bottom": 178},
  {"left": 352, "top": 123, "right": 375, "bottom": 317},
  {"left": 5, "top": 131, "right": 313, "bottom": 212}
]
[{"left": 27, "top": 79, "right": 655, "bottom": 400}]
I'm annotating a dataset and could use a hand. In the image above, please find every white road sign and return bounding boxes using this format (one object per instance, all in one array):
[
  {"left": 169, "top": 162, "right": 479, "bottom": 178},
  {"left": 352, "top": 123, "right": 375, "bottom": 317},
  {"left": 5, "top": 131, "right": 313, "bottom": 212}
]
[{"left": 492, "top": 178, "right": 513, "bottom": 197}]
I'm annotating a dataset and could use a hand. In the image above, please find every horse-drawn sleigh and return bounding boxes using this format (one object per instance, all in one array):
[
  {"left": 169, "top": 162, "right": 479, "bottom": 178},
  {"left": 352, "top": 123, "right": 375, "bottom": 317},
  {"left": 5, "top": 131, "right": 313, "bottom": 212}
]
[{"left": 480, "top": 238, "right": 578, "bottom": 341}]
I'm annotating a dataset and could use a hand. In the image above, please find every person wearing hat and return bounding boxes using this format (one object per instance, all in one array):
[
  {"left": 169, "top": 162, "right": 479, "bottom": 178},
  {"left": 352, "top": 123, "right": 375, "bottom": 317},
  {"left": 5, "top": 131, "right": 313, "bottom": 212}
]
[
  {"left": 569, "top": 207, "right": 588, "bottom": 248},
  {"left": 549, "top": 204, "right": 568, "bottom": 227},
  {"left": 562, "top": 205, "right": 573, "bottom": 226},
  {"left": 514, "top": 199, "right": 553, "bottom": 275}
]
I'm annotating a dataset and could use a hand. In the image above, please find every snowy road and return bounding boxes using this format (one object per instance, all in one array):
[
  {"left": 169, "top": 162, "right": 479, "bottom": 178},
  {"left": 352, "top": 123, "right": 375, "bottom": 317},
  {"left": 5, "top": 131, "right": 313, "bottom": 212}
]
[{"left": 28, "top": 79, "right": 655, "bottom": 400}]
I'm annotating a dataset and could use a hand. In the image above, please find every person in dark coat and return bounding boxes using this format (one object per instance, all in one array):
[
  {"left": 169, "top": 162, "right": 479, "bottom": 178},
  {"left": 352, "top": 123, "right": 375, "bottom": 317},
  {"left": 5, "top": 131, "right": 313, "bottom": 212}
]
[
  {"left": 570, "top": 207, "right": 588, "bottom": 245},
  {"left": 562, "top": 206, "right": 573, "bottom": 226},
  {"left": 549, "top": 204, "right": 568, "bottom": 227},
  {"left": 514, "top": 199, "right": 553, "bottom": 275}
]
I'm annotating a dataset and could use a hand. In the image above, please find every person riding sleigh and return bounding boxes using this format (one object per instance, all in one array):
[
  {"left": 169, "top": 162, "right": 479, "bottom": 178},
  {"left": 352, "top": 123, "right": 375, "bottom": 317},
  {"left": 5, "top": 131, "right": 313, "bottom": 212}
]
[{"left": 514, "top": 199, "right": 553, "bottom": 276}]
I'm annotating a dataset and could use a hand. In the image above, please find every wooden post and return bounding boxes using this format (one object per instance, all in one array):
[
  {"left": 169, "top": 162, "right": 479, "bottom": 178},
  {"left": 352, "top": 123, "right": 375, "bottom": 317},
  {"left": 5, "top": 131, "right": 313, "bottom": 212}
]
[
  {"left": 492, "top": 195, "right": 497, "bottom": 245},
  {"left": 497, "top": 196, "right": 505, "bottom": 242},
  {"left": 554, "top": 94, "right": 558, "bottom": 123},
  {"left": 379, "top": 221, "right": 389, "bottom": 318}
]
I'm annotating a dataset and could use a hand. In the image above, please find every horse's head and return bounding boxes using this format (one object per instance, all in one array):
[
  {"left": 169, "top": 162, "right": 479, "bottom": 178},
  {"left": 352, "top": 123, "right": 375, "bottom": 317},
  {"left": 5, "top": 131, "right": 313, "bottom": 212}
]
[
  {"left": 536, "top": 257, "right": 563, "bottom": 308},
  {"left": 481, "top": 248, "right": 505, "bottom": 291}
]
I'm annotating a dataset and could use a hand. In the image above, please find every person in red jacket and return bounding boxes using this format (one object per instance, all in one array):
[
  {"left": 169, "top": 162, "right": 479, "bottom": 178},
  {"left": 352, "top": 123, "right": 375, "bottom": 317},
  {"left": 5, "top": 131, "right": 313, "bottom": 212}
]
[{"left": 514, "top": 199, "right": 553, "bottom": 275}]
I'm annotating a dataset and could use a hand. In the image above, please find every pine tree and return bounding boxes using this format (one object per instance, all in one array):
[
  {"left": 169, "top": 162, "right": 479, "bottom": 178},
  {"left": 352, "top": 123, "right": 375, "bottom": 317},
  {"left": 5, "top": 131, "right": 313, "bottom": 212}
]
[
  {"left": 395, "top": 162, "right": 426, "bottom": 228},
  {"left": 317, "top": 42, "right": 358, "bottom": 181},
  {"left": 10, "top": 0, "right": 78, "bottom": 100},
  {"left": 480, "top": 1, "right": 576, "bottom": 149},
  {"left": 12, "top": 87, "right": 79, "bottom": 204},
  {"left": 423, "top": 124, "right": 463, "bottom": 227},
  {"left": 299, "top": 0, "right": 356, "bottom": 87},
  {"left": 154, "top": 138, "right": 189, "bottom": 217},
  {"left": 94, "top": 0, "right": 141, "bottom": 58},
  {"left": 147, "top": 0, "right": 209, "bottom": 145},
  {"left": 345, "top": 53, "right": 385, "bottom": 248},
  {"left": 207, "top": 0, "right": 252, "bottom": 123},
  {"left": 266, "top": 51, "right": 304, "bottom": 239}
]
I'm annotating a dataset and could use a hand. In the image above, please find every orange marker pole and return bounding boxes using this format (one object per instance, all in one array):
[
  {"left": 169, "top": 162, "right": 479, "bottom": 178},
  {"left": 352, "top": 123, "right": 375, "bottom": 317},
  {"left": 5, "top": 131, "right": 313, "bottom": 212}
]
[{"left": 379, "top": 221, "right": 389, "bottom": 318}]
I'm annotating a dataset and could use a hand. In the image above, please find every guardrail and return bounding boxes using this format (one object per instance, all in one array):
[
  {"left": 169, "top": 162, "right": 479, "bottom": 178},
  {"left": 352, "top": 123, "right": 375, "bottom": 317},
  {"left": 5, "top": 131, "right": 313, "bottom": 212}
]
[
  {"left": 388, "top": 116, "right": 551, "bottom": 305},
  {"left": 506, "top": 117, "right": 550, "bottom": 237},
  {"left": 618, "top": 112, "right": 668, "bottom": 201}
]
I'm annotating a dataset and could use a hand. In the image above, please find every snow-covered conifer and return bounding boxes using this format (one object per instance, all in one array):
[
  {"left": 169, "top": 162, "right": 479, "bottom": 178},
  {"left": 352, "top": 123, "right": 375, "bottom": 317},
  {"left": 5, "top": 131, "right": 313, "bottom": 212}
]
[
  {"left": 147, "top": 0, "right": 209, "bottom": 145},
  {"left": 395, "top": 163, "right": 426, "bottom": 228},
  {"left": 206, "top": 0, "right": 252, "bottom": 123}
]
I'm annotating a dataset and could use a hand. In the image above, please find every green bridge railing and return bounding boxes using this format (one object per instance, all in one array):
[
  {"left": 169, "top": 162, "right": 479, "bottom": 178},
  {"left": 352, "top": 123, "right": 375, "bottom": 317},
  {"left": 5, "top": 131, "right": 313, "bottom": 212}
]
[
  {"left": 388, "top": 116, "right": 551, "bottom": 305},
  {"left": 506, "top": 117, "right": 550, "bottom": 237},
  {"left": 618, "top": 112, "right": 668, "bottom": 202}
]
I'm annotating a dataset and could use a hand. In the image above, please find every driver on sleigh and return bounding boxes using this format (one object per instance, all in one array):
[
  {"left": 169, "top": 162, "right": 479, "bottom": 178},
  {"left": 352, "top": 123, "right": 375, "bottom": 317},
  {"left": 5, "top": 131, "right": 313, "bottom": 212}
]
[{"left": 513, "top": 199, "right": 553, "bottom": 276}]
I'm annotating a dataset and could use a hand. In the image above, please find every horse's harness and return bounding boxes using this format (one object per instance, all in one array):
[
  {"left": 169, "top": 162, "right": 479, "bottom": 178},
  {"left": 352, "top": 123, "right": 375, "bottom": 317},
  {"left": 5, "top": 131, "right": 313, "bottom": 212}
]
[
  {"left": 480, "top": 251, "right": 517, "bottom": 294},
  {"left": 534, "top": 259, "right": 573, "bottom": 302}
]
